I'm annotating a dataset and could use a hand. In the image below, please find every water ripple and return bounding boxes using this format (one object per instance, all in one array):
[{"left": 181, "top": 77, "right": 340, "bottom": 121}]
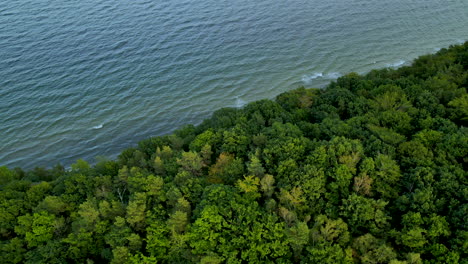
[{"left": 1, "top": 0, "right": 467, "bottom": 169}]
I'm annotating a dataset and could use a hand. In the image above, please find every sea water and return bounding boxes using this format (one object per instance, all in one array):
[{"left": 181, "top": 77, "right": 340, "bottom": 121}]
[{"left": 1, "top": 0, "right": 467, "bottom": 169}]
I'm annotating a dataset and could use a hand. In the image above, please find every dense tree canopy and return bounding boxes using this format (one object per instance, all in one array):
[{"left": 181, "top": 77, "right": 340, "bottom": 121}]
[{"left": 1, "top": 42, "right": 467, "bottom": 263}]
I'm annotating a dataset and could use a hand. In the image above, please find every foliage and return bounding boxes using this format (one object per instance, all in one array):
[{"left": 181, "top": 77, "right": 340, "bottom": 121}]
[{"left": 1, "top": 42, "right": 467, "bottom": 263}]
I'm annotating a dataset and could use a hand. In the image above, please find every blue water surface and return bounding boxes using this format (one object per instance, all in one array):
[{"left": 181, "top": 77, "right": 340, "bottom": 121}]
[{"left": 1, "top": 0, "right": 467, "bottom": 169}]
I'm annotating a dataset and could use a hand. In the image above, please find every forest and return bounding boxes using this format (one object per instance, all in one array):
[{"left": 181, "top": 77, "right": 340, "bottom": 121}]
[{"left": 0, "top": 42, "right": 467, "bottom": 263}]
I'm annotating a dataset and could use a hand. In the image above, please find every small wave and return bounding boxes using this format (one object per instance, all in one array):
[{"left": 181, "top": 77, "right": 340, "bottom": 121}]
[
  {"left": 324, "top": 72, "right": 341, "bottom": 79},
  {"left": 113, "top": 40, "right": 128, "bottom": 50},
  {"left": 92, "top": 124, "right": 103, "bottom": 129},
  {"left": 302, "top": 72, "right": 323, "bottom": 83},
  {"left": 386, "top": 60, "right": 406, "bottom": 68},
  {"left": 235, "top": 97, "right": 246, "bottom": 108},
  {"left": 302, "top": 72, "right": 341, "bottom": 84}
]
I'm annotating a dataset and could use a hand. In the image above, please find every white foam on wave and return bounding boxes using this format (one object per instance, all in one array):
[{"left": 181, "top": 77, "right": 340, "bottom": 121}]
[
  {"left": 302, "top": 72, "right": 341, "bottom": 84},
  {"left": 302, "top": 72, "right": 323, "bottom": 83},
  {"left": 325, "top": 72, "right": 341, "bottom": 79},
  {"left": 235, "top": 97, "right": 246, "bottom": 108},
  {"left": 92, "top": 124, "right": 103, "bottom": 129},
  {"left": 386, "top": 60, "right": 406, "bottom": 68}
]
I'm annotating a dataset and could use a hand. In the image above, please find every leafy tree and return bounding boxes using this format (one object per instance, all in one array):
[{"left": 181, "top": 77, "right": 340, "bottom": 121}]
[
  {"left": 260, "top": 174, "right": 275, "bottom": 198},
  {"left": 340, "top": 194, "right": 390, "bottom": 235},
  {"left": 352, "top": 233, "right": 398, "bottom": 264},
  {"left": 15, "top": 211, "right": 56, "bottom": 248},
  {"left": 208, "top": 153, "right": 244, "bottom": 184},
  {"left": 1, "top": 41, "right": 468, "bottom": 264},
  {"left": 126, "top": 192, "right": 147, "bottom": 231},
  {"left": 286, "top": 221, "right": 309, "bottom": 260},
  {"left": 247, "top": 152, "right": 265, "bottom": 178},
  {"left": 177, "top": 151, "right": 204, "bottom": 176},
  {"left": 0, "top": 166, "right": 17, "bottom": 186},
  {"left": 448, "top": 94, "right": 468, "bottom": 124},
  {"left": 371, "top": 154, "right": 402, "bottom": 199}
]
